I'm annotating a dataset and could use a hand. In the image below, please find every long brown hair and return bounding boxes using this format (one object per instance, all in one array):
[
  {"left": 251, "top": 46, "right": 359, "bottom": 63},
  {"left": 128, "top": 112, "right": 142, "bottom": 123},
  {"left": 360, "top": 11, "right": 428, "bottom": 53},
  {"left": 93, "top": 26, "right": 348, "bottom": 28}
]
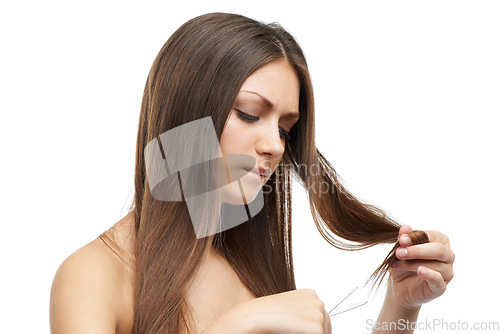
[{"left": 99, "top": 12, "right": 427, "bottom": 333}]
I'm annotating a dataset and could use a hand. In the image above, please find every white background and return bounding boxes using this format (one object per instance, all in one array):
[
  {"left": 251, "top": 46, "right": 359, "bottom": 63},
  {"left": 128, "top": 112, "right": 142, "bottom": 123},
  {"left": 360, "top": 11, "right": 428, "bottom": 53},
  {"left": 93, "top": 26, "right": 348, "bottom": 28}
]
[{"left": 1, "top": 1, "right": 498, "bottom": 333}]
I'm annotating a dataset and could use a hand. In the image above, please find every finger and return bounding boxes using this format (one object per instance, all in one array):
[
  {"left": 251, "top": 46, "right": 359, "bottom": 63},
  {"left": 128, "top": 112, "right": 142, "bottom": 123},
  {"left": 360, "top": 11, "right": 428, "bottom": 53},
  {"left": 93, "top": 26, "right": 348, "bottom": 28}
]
[
  {"left": 390, "top": 259, "right": 454, "bottom": 282},
  {"left": 422, "top": 230, "right": 451, "bottom": 245},
  {"left": 398, "top": 233, "right": 413, "bottom": 247},
  {"left": 324, "top": 307, "right": 332, "bottom": 334},
  {"left": 417, "top": 266, "right": 446, "bottom": 296},
  {"left": 396, "top": 242, "right": 454, "bottom": 263},
  {"left": 399, "top": 225, "right": 413, "bottom": 237},
  {"left": 388, "top": 267, "right": 416, "bottom": 281}
]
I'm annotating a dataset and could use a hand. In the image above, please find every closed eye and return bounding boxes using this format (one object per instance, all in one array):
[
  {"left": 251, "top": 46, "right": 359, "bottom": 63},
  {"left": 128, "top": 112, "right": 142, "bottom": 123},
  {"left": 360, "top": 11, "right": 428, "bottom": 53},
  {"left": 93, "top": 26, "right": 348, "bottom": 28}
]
[
  {"left": 236, "top": 109, "right": 259, "bottom": 122},
  {"left": 235, "top": 109, "right": 291, "bottom": 140}
]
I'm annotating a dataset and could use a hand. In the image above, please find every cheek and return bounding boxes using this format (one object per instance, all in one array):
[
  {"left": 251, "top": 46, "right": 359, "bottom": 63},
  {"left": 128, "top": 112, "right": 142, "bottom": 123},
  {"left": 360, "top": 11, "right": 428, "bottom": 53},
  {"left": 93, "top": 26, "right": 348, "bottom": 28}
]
[{"left": 220, "top": 113, "right": 245, "bottom": 153}]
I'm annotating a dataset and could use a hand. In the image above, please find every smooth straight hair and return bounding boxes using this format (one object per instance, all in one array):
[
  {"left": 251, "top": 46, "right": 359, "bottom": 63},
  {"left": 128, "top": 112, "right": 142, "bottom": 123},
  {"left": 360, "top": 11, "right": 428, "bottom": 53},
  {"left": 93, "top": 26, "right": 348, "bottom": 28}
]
[{"left": 100, "top": 12, "right": 428, "bottom": 333}]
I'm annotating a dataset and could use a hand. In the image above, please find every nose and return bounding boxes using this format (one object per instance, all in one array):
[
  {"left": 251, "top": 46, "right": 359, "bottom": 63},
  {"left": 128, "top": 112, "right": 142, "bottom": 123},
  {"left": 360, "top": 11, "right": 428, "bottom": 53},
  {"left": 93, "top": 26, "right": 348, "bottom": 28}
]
[{"left": 254, "top": 121, "right": 285, "bottom": 158}]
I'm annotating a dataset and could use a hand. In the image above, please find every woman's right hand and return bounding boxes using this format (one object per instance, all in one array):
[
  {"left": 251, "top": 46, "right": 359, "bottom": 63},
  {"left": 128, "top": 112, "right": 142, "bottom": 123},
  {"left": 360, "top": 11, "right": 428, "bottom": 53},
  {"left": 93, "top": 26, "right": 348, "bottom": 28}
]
[{"left": 207, "top": 288, "right": 332, "bottom": 334}]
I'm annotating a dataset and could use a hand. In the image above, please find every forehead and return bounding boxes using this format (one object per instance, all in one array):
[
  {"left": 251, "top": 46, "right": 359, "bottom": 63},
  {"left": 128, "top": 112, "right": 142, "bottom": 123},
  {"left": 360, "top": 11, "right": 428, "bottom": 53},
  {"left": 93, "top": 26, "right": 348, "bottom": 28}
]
[{"left": 237, "top": 60, "right": 300, "bottom": 112}]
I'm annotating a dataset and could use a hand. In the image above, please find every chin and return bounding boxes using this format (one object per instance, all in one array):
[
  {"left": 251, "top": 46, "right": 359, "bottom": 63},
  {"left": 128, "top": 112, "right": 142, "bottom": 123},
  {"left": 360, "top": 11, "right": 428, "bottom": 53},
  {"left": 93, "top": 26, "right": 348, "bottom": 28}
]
[{"left": 222, "top": 177, "right": 263, "bottom": 205}]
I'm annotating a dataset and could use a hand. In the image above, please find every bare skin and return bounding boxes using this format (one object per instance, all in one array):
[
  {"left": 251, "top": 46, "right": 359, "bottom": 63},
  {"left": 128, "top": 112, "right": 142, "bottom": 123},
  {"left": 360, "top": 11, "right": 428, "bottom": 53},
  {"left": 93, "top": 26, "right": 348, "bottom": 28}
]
[
  {"left": 51, "top": 61, "right": 331, "bottom": 334},
  {"left": 51, "top": 208, "right": 332, "bottom": 334},
  {"left": 50, "top": 58, "right": 454, "bottom": 333},
  {"left": 75, "top": 209, "right": 258, "bottom": 334},
  {"left": 50, "top": 59, "right": 332, "bottom": 334}
]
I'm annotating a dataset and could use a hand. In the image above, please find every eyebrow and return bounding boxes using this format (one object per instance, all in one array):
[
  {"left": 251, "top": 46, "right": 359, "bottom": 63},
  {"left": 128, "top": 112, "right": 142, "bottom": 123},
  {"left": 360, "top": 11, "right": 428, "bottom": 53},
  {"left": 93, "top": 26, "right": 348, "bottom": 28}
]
[{"left": 239, "top": 90, "right": 300, "bottom": 118}]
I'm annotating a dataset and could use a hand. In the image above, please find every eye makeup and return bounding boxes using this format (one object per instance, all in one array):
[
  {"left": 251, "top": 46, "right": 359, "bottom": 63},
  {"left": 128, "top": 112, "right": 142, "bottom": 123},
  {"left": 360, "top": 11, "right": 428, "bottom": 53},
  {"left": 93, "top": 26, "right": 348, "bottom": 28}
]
[{"left": 235, "top": 109, "right": 292, "bottom": 140}]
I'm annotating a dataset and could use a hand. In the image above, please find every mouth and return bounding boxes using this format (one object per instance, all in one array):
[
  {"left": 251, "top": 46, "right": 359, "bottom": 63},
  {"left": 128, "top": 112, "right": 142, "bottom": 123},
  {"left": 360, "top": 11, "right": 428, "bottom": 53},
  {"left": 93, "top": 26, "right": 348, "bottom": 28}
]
[{"left": 242, "top": 168, "right": 265, "bottom": 181}]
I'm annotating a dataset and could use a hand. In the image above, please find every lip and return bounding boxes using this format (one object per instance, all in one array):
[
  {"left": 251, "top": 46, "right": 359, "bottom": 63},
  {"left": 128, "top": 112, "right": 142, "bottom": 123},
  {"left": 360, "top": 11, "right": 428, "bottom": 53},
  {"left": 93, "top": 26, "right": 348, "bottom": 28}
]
[
  {"left": 242, "top": 168, "right": 265, "bottom": 181},
  {"left": 257, "top": 166, "right": 271, "bottom": 177}
]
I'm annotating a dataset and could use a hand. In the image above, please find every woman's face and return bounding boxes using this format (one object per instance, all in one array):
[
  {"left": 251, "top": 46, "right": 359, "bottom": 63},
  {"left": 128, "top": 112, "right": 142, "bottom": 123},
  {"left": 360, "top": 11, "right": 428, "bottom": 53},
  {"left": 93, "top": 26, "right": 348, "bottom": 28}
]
[{"left": 220, "top": 59, "right": 300, "bottom": 204}]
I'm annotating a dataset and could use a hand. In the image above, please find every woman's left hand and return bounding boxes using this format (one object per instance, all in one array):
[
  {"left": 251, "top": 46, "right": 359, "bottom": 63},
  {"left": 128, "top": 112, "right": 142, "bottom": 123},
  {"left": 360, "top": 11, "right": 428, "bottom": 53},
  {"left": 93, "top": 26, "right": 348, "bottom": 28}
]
[{"left": 387, "top": 225, "right": 455, "bottom": 310}]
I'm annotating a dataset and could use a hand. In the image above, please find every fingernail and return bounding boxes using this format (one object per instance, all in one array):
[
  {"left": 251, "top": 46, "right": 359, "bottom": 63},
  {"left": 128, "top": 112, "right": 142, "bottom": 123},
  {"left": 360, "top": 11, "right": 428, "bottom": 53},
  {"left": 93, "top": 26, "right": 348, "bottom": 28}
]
[
  {"left": 396, "top": 248, "right": 407, "bottom": 258},
  {"left": 418, "top": 266, "right": 428, "bottom": 275},
  {"left": 400, "top": 235, "right": 411, "bottom": 244}
]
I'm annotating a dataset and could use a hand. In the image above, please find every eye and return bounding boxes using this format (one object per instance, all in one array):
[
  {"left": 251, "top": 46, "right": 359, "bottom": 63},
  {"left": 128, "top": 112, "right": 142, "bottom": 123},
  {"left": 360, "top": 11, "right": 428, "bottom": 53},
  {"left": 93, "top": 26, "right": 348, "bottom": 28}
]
[
  {"left": 235, "top": 109, "right": 259, "bottom": 122},
  {"left": 235, "top": 110, "right": 292, "bottom": 141},
  {"left": 279, "top": 128, "right": 292, "bottom": 141}
]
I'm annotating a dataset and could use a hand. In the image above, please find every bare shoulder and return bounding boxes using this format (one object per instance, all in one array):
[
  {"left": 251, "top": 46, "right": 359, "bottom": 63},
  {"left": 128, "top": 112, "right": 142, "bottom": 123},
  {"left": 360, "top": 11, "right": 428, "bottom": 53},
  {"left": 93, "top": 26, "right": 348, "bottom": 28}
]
[{"left": 49, "top": 238, "right": 132, "bottom": 333}]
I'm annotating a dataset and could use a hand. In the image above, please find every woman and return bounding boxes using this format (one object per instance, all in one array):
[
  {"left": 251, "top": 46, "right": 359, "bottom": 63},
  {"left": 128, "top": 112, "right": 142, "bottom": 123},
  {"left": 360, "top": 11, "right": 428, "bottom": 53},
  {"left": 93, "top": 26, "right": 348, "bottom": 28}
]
[{"left": 49, "top": 12, "right": 455, "bottom": 334}]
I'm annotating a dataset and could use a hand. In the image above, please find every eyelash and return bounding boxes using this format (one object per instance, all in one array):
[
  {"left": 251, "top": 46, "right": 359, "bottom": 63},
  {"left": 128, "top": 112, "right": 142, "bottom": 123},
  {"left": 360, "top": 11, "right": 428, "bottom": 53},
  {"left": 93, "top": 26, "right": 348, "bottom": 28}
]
[{"left": 235, "top": 110, "right": 292, "bottom": 140}]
